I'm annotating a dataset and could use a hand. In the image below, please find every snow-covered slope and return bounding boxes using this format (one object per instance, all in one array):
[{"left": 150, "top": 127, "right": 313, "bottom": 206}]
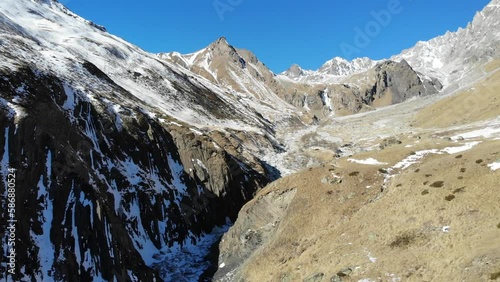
[
  {"left": 392, "top": 0, "right": 500, "bottom": 87},
  {"left": 0, "top": 0, "right": 291, "bottom": 132}
]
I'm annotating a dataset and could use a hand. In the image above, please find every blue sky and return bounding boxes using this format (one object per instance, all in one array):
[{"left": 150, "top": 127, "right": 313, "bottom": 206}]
[{"left": 65, "top": 0, "right": 490, "bottom": 73}]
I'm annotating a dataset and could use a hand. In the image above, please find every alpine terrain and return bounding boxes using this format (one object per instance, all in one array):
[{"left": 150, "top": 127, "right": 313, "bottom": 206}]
[{"left": 0, "top": 0, "right": 499, "bottom": 281}]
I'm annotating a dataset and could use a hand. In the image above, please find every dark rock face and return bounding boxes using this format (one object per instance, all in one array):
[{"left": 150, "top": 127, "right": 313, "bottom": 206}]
[{"left": 0, "top": 66, "right": 270, "bottom": 281}]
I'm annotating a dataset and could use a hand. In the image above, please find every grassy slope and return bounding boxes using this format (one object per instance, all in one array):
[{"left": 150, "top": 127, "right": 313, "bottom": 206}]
[{"left": 414, "top": 60, "right": 500, "bottom": 128}]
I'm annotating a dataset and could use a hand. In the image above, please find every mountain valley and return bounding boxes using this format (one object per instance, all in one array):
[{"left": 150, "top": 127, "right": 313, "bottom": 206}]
[{"left": 0, "top": 0, "right": 499, "bottom": 281}]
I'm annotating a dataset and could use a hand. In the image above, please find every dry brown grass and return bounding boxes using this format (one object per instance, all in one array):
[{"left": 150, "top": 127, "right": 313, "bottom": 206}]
[
  {"left": 414, "top": 64, "right": 500, "bottom": 128},
  {"left": 230, "top": 138, "right": 500, "bottom": 281}
]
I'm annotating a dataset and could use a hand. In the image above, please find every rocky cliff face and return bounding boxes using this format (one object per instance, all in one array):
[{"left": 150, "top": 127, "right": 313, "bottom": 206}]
[{"left": 0, "top": 64, "right": 273, "bottom": 281}]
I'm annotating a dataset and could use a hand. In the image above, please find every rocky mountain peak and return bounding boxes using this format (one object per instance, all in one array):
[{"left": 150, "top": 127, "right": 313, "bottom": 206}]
[
  {"left": 209, "top": 36, "right": 235, "bottom": 52},
  {"left": 318, "top": 56, "right": 376, "bottom": 76},
  {"left": 212, "top": 36, "right": 229, "bottom": 46},
  {"left": 282, "top": 64, "right": 304, "bottom": 77},
  {"left": 207, "top": 36, "right": 242, "bottom": 64}
]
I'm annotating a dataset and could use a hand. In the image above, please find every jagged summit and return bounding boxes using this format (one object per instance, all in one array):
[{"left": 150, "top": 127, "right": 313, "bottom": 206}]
[
  {"left": 206, "top": 36, "right": 241, "bottom": 62},
  {"left": 211, "top": 36, "right": 229, "bottom": 46},
  {"left": 318, "top": 56, "right": 377, "bottom": 76},
  {"left": 279, "top": 56, "right": 377, "bottom": 83},
  {"left": 280, "top": 0, "right": 499, "bottom": 86},
  {"left": 391, "top": 0, "right": 500, "bottom": 87},
  {"left": 282, "top": 64, "right": 305, "bottom": 77},
  {"left": 208, "top": 36, "right": 233, "bottom": 52},
  {"left": 158, "top": 37, "right": 295, "bottom": 110}
]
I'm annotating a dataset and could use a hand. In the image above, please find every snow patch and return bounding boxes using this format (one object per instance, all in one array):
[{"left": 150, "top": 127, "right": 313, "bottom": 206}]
[
  {"left": 392, "top": 149, "right": 441, "bottom": 170},
  {"left": 32, "top": 150, "right": 55, "bottom": 280},
  {"left": 451, "top": 126, "right": 500, "bottom": 140},
  {"left": 348, "top": 158, "right": 387, "bottom": 165},
  {"left": 487, "top": 162, "right": 500, "bottom": 171},
  {"left": 441, "top": 141, "right": 481, "bottom": 154},
  {"left": 62, "top": 83, "right": 76, "bottom": 110}
]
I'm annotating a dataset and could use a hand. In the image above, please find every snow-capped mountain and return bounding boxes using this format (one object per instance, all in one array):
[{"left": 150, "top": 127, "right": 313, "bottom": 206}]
[
  {"left": 392, "top": 0, "right": 500, "bottom": 87},
  {"left": 162, "top": 38, "right": 442, "bottom": 121},
  {"left": 280, "top": 57, "right": 377, "bottom": 84},
  {"left": 319, "top": 57, "right": 377, "bottom": 76},
  {"left": 281, "top": 0, "right": 499, "bottom": 89},
  {"left": 159, "top": 37, "right": 296, "bottom": 119}
]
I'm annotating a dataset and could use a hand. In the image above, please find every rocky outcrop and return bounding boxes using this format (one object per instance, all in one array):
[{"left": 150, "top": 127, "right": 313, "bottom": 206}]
[
  {"left": 214, "top": 186, "right": 297, "bottom": 281},
  {"left": 363, "top": 60, "right": 442, "bottom": 106}
]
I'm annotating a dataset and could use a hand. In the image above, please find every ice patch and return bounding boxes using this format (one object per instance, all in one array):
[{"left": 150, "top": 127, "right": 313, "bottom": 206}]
[
  {"left": 32, "top": 150, "right": 55, "bottom": 280},
  {"left": 157, "top": 223, "right": 231, "bottom": 281},
  {"left": 364, "top": 249, "right": 377, "bottom": 263},
  {"left": 111, "top": 104, "right": 124, "bottom": 131},
  {"left": 190, "top": 128, "right": 204, "bottom": 136},
  {"left": 62, "top": 83, "right": 76, "bottom": 110},
  {"left": 320, "top": 88, "right": 333, "bottom": 112},
  {"left": 126, "top": 197, "right": 162, "bottom": 266},
  {"left": 348, "top": 158, "right": 387, "bottom": 165},
  {"left": 118, "top": 158, "right": 142, "bottom": 185}
]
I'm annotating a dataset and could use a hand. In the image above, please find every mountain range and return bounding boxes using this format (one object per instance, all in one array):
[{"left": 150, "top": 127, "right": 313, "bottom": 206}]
[{"left": 0, "top": 0, "right": 499, "bottom": 281}]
